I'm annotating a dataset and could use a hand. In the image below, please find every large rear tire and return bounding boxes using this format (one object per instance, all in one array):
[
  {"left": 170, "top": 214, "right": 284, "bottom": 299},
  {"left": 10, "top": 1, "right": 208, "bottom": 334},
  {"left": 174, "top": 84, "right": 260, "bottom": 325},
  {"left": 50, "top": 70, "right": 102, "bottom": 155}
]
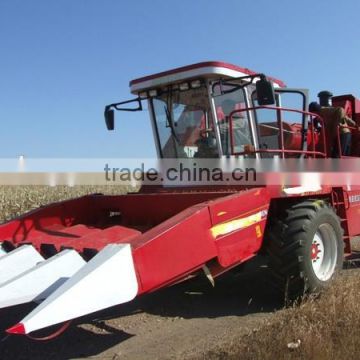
[{"left": 267, "top": 200, "right": 344, "bottom": 301}]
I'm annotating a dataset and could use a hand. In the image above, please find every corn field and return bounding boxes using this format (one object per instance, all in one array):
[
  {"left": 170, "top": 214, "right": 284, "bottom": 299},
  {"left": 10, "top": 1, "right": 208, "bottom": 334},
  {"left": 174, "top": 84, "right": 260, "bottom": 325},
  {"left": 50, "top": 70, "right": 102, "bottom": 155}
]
[{"left": 0, "top": 185, "right": 134, "bottom": 222}]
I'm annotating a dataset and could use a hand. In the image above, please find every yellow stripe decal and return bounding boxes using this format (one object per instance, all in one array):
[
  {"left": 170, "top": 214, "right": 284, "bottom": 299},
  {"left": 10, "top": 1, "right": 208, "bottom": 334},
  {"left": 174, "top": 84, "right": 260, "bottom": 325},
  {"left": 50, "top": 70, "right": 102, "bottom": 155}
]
[
  {"left": 217, "top": 211, "right": 227, "bottom": 217},
  {"left": 211, "top": 210, "right": 267, "bottom": 238}
]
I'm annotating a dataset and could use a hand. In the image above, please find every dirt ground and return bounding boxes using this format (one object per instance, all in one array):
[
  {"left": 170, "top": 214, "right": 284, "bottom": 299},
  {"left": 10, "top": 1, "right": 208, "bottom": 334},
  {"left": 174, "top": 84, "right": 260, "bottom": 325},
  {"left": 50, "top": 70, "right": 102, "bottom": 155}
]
[{"left": 0, "top": 256, "right": 282, "bottom": 360}]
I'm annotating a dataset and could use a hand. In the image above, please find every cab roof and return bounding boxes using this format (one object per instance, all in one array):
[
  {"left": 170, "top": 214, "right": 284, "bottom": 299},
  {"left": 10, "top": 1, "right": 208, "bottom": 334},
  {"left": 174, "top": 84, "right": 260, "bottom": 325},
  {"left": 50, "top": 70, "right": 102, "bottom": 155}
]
[{"left": 129, "top": 61, "right": 286, "bottom": 94}]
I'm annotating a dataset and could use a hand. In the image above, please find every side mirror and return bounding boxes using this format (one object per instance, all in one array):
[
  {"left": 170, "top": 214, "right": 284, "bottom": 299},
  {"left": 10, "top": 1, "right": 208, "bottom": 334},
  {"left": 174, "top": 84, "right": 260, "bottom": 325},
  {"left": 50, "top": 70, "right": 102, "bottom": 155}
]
[
  {"left": 104, "top": 107, "right": 115, "bottom": 131},
  {"left": 256, "top": 76, "right": 275, "bottom": 105}
]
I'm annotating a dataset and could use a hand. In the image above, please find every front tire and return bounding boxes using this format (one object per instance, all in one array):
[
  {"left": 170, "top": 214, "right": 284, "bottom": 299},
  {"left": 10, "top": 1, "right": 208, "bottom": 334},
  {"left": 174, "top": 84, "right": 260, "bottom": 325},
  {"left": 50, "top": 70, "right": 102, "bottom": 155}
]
[{"left": 267, "top": 200, "right": 344, "bottom": 301}]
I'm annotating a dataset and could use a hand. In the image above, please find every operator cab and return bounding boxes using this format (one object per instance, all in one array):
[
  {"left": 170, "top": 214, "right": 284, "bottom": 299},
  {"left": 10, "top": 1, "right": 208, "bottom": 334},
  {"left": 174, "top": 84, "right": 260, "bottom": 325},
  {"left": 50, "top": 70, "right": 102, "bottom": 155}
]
[
  {"left": 129, "top": 61, "right": 282, "bottom": 158},
  {"left": 105, "top": 62, "right": 324, "bottom": 158}
]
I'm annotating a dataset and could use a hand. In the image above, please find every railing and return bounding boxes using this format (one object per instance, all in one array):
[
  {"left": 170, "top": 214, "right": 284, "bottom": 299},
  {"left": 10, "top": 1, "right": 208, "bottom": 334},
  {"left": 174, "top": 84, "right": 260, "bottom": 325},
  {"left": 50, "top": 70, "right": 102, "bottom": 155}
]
[{"left": 228, "top": 105, "right": 327, "bottom": 158}]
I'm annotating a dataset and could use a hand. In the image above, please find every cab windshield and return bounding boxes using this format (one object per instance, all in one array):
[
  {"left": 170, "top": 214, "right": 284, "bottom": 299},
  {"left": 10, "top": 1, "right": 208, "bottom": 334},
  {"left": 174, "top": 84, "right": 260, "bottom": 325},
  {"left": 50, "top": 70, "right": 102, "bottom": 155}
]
[{"left": 151, "top": 84, "right": 219, "bottom": 158}]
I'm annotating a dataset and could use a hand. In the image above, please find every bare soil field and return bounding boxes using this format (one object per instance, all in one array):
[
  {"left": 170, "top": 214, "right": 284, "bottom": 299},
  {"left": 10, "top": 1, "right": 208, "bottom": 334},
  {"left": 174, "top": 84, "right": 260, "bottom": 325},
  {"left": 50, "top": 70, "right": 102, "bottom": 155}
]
[{"left": 0, "top": 186, "right": 359, "bottom": 360}]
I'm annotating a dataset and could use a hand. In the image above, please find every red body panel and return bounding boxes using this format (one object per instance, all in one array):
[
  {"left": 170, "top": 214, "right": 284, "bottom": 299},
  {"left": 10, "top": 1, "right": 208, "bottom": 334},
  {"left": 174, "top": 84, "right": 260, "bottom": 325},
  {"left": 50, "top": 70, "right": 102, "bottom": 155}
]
[
  {"left": 208, "top": 188, "right": 270, "bottom": 225},
  {"left": 214, "top": 224, "right": 265, "bottom": 267},
  {"left": 133, "top": 204, "right": 216, "bottom": 292},
  {"left": 344, "top": 187, "right": 360, "bottom": 236},
  {"left": 208, "top": 188, "right": 270, "bottom": 267},
  {"left": 0, "top": 189, "right": 271, "bottom": 293}
]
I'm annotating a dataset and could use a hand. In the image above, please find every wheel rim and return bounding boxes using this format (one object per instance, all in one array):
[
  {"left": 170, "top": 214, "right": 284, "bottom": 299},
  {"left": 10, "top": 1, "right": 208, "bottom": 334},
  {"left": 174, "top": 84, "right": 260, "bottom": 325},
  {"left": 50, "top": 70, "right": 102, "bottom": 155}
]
[{"left": 311, "top": 223, "right": 338, "bottom": 281}]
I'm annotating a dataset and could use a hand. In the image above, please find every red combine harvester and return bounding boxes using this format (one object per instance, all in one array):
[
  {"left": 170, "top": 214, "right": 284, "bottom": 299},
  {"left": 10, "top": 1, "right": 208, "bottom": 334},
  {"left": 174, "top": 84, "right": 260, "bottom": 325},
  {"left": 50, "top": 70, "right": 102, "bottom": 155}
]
[{"left": 2, "top": 61, "right": 360, "bottom": 337}]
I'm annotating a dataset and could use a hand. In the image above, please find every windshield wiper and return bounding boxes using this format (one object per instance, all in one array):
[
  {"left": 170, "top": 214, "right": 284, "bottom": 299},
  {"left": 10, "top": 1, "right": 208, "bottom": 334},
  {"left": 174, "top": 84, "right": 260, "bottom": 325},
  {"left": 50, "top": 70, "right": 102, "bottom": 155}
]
[{"left": 164, "top": 105, "right": 180, "bottom": 144}]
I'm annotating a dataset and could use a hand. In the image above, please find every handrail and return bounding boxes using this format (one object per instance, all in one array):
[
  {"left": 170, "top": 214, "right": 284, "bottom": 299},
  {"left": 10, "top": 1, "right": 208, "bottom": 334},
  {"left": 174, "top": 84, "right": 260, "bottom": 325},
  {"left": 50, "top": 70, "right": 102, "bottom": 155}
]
[{"left": 228, "top": 105, "right": 327, "bottom": 158}]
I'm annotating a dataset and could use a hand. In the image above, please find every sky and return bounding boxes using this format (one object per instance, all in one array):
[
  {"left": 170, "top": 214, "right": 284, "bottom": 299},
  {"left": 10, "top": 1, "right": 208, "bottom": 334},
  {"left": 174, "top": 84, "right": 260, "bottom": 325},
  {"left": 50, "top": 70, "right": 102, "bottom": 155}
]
[{"left": 1, "top": 0, "right": 360, "bottom": 158}]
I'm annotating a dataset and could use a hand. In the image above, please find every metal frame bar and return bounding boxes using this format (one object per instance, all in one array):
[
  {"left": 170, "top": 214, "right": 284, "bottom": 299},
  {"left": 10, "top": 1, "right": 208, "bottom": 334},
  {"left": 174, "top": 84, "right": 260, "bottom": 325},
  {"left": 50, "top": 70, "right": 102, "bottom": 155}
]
[{"left": 229, "top": 105, "right": 327, "bottom": 158}]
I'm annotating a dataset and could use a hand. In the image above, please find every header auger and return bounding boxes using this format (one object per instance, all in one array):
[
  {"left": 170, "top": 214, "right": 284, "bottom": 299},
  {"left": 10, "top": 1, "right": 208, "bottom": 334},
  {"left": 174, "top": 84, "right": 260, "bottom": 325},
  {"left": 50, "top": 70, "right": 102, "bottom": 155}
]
[{"left": 1, "top": 61, "right": 360, "bottom": 337}]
